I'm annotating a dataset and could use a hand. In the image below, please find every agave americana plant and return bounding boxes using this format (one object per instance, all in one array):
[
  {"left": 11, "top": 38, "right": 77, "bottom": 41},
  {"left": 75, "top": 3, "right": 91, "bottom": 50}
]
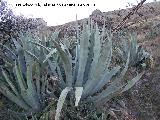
[
  {"left": 38, "top": 20, "right": 145, "bottom": 120},
  {"left": 114, "top": 33, "right": 151, "bottom": 68},
  {"left": 0, "top": 33, "right": 55, "bottom": 119}
]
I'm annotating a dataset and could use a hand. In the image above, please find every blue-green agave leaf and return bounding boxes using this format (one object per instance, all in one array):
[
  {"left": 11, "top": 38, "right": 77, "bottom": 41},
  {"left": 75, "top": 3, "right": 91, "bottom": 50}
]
[
  {"left": 43, "top": 48, "right": 57, "bottom": 63},
  {"left": 26, "top": 63, "right": 40, "bottom": 110},
  {"left": 83, "top": 31, "right": 112, "bottom": 97},
  {"left": 90, "top": 66, "right": 121, "bottom": 95},
  {"left": 122, "top": 71, "right": 144, "bottom": 92},
  {"left": 0, "top": 43, "right": 17, "bottom": 58},
  {"left": 75, "top": 23, "right": 90, "bottom": 87},
  {"left": 52, "top": 40, "right": 72, "bottom": 87},
  {"left": 34, "top": 62, "right": 41, "bottom": 99},
  {"left": 88, "top": 24, "right": 101, "bottom": 81},
  {"left": 75, "top": 87, "right": 83, "bottom": 106},
  {"left": 25, "top": 50, "right": 40, "bottom": 62},
  {"left": 14, "top": 61, "right": 27, "bottom": 91},
  {"left": 1, "top": 69, "right": 19, "bottom": 96},
  {"left": 87, "top": 49, "right": 130, "bottom": 102},
  {"left": 55, "top": 87, "right": 72, "bottom": 120},
  {"left": 28, "top": 41, "right": 51, "bottom": 52},
  {"left": 0, "top": 83, "right": 30, "bottom": 110}
]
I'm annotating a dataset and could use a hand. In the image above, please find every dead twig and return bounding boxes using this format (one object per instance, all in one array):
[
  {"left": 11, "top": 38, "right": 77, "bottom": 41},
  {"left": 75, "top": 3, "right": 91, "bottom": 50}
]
[{"left": 112, "top": 0, "right": 147, "bottom": 32}]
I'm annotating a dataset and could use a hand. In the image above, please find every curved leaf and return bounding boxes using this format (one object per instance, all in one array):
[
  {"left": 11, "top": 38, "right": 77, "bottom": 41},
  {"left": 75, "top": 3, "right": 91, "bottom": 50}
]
[
  {"left": 52, "top": 40, "right": 72, "bottom": 87},
  {"left": 55, "top": 87, "right": 72, "bottom": 120},
  {"left": 75, "top": 23, "right": 90, "bottom": 86},
  {"left": 122, "top": 71, "right": 144, "bottom": 92}
]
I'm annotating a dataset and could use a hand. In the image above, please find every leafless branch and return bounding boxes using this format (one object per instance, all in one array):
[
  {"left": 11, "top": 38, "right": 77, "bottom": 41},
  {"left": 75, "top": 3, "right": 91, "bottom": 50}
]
[{"left": 112, "top": 0, "right": 147, "bottom": 32}]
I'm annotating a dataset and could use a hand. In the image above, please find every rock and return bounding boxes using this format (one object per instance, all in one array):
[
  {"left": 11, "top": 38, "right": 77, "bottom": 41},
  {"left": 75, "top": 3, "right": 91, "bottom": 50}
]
[{"left": 91, "top": 9, "right": 102, "bottom": 16}]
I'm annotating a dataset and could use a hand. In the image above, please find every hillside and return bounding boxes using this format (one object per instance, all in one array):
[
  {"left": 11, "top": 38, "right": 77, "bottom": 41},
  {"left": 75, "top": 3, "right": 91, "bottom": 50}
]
[
  {"left": 40, "top": 1, "right": 160, "bottom": 119},
  {"left": 0, "top": 1, "right": 160, "bottom": 120}
]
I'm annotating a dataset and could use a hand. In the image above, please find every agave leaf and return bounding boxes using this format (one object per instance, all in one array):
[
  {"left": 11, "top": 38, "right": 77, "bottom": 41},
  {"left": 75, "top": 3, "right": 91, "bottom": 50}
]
[
  {"left": 90, "top": 66, "right": 121, "bottom": 95},
  {"left": 18, "top": 51, "right": 27, "bottom": 77},
  {"left": 55, "top": 87, "right": 72, "bottom": 120},
  {"left": 0, "top": 83, "right": 30, "bottom": 110},
  {"left": 82, "top": 32, "right": 94, "bottom": 85},
  {"left": 62, "top": 36, "right": 70, "bottom": 49},
  {"left": 0, "top": 43, "right": 17, "bottom": 58},
  {"left": 43, "top": 48, "right": 57, "bottom": 63},
  {"left": 26, "top": 60, "right": 40, "bottom": 110},
  {"left": 88, "top": 80, "right": 123, "bottom": 103},
  {"left": 73, "top": 17, "right": 80, "bottom": 83},
  {"left": 122, "top": 71, "right": 144, "bottom": 92},
  {"left": 74, "top": 18, "right": 80, "bottom": 82},
  {"left": 87, "top": 49, "right": 130, "bottom": 102},
  {"left": 25, "top": 50, "right": 40, "bottom": 62},
  {"left": 39, "top": 38, "right": 46, "bottom": 66},
  {"left": 1, "top": 69, "right": 19, "bottom": 96},
  {"left": 12, "top": 38, "right": 22, "bottom": 52},
  {"left": 88, "top": 18, "right": 94, "bottom": 32},
  {"left": 105, "top": 30, "right": 113, "bottom": 68},
  {"left": 52, "top": 40, "right": 72, "bottom": 87},
  {"left": 75, "top": 23, "right": 90, "bottom": 86},
  {"left": 87, "top": 24, "right": 101, "bottom": 81},
  {"left": 73, "top": 43, "right": 80, "bottom": 84},
  {"left": 130, "top": 34, "right": 138, "bottom": 63},
  {"left": 83, "top": 31, "right": 112, "bottom": 97},
  {"left": 75, "top": 87, "right": 83, "bottom": 106},
  {"left": 15, "top": 61, "right": 27, "bottom": 91},
  {"left": 34, "top": 62, "right": 41, "bottom": 99},
  {"left": 28, "top": 41, "right": 51, "bottom": 52},
  {"left": 13, "top": 38, "right": 27, "bottom": 75},
  {"left": 121, "top": 38, "right": 129, "bottom": 60},
  {"left": 20, "top": 89, "right": 36, "bottom": 110},
  {"left": 120, "top": 49, "right": 130, "bottom": 79},
  {"left": 0, "top": 51, "right": 14, "bottom": 67},
  {"left": 14, "top": 50, "right": 39, "bottom": 110},
  {"left": 73, "top": 15, "right": 80, "bottom": 80},
  {"left": 8, "top": 109, "right": 36, "bottom": 117},
  {"left": 93, "top": 67, "right": 142, "bottom": 104},
  {"left": 96, "top": 30, "right": 112, "bottom": 71}
]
